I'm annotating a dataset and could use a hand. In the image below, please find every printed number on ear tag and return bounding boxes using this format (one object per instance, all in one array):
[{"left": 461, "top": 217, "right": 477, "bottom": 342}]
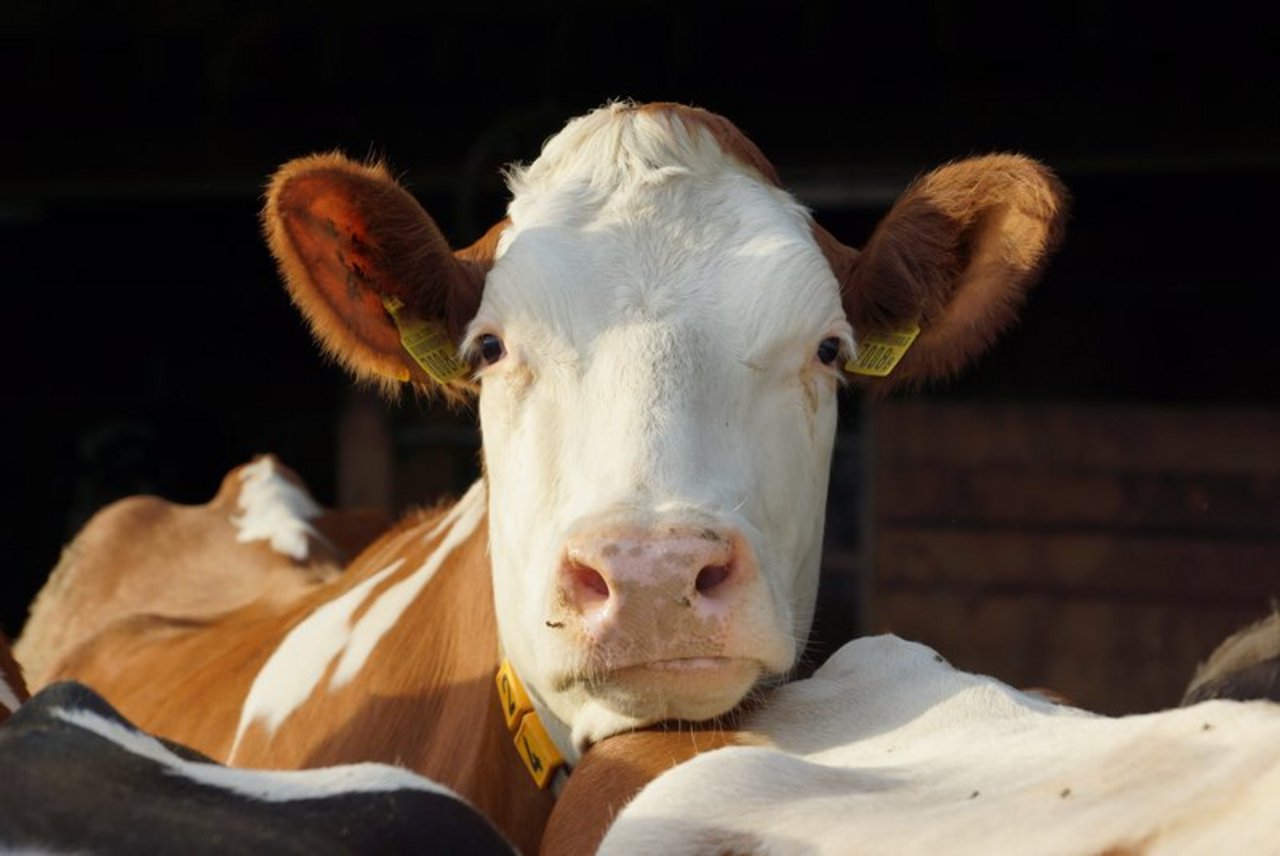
[{"left": 845, "top": 326, "right": 921, "bottom": 377}]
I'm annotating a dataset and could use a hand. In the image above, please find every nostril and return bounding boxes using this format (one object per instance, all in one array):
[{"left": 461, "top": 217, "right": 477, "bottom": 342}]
[
  {"left": 695, "top": 563, "right": 732, "bottom": 595},
  {"left": 568, "top": 563, "right": 610, "bottom": 603}
]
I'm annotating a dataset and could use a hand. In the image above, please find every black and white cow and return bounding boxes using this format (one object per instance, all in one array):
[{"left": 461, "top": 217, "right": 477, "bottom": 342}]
[{"left": 0, "top": 681, "right": 514, "bottom": 855}]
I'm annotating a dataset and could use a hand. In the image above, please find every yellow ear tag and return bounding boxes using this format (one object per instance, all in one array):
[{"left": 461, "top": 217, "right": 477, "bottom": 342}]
[
  {"left": 381, "top": 297, "right": 467, "bottom": 384},
  {"left": 845, "top": 325, "right": 921, "bottom": 377},
  {"left": 496, "top": 659, "right": 566, "bottom": 790}
]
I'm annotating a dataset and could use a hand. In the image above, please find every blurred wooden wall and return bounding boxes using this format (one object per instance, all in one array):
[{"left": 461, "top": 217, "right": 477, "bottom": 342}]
[{"left": 869, "top": 400, "right": 1280, "bottom": 714}]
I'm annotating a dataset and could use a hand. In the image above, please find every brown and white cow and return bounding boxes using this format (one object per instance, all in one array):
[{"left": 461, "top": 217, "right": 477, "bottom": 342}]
[
  {"left": 20, "top": 102, "right": 1066, "bottom": 851},
  {"left": 17, "top": 456, "right": 390, "bottom": 690}
]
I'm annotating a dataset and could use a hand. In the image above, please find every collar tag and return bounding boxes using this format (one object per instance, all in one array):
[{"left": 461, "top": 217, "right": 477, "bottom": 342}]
[
  {"left": 845, "top": 325, "right": 921, "bottom": 377},
  {"left": 381, "top": 297, "right": 468, "bottom": 384},
  {"left": 496, "top": 659, "right": 566, "bottom": 789}
]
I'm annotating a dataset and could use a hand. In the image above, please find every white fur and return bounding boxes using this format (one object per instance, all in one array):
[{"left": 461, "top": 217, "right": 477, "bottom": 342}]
[
  {"left": 231, "top": 457, "right": 323, "bottom": 560},
  {"left": 230, "top": 481, "right": 487, "bottom": 758},
  {"left": 332, "top": 481, "right": 486, "bottom": 688},
  {"left": 601, "top": 636, "right": 1280, "bottom": 854},
  {"left": 471, "top": 104, "right": 850, "bottom": 749},
  {"left": 53, "top": 706, "right": 456, "bottom": 801},
  {"left": 228, "top": 560, "right": 403, "bottom": 760}
]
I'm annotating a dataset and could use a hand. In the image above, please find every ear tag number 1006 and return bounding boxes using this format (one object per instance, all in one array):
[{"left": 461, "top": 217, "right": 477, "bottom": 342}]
[{"left": 845, "top": 326, "right": 921, "bottom": 377}]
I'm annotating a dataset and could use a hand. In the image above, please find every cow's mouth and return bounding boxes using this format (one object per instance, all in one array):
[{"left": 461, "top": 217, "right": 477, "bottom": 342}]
[
  {"left": 629, "top": 656, "right": 733, "bottom": 671},
  {"left": 576, "top": 656, "right": 762, "bottom": 722}
]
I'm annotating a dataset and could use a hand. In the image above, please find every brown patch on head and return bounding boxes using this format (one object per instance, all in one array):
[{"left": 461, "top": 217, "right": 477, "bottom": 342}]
[
  {"left": 262, "top": 152, "right": 499, "bottom": 399},
  {"left": 634, "top": 102, "right": 784, "bottom": 188}
]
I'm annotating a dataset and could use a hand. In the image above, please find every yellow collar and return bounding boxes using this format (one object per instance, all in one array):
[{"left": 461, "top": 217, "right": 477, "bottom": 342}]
[{"left": 495, "top": 659, "right": 567, "bottom": 790}]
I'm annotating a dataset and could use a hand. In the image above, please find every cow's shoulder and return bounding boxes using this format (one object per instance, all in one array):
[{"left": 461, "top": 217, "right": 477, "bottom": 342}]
[{"left": 16, "top": 455, "right": 391, "bottom": 689}]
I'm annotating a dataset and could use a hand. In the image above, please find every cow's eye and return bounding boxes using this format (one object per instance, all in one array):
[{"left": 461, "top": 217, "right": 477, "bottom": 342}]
[
  {"left": 478, "top": 333, "right": 506, "bottom": 365},
  {"left": 816, "top": 337, "right": 841, "bottom": 366}
]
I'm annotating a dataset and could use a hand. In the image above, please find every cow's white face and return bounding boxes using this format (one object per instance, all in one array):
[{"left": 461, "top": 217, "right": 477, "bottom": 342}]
[{"left": 466, "top": 110, "right": 850, "bottom": 749}]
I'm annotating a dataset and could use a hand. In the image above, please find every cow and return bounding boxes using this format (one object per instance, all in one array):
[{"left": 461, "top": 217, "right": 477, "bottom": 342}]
[
  {"left": 1183, "top": 608, "right": 1280, "bottom": 705},
  {"left": 17, "top": 455, "right": 390, "bottom": 690},
  {"left": 553, "top": 636, "right": 1280, "bottom": 855},
  {"left": 19, "top": 101, "right": 1067, "bottom": 851},
  {"left": 0, "top": 681, "right": 514, "bottom": 854}
]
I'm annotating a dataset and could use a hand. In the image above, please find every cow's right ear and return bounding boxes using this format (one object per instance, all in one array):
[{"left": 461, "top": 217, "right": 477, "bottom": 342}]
[
  {"left": 817, "top": 154, "right": 1068, "bottom": 395},
  {"left": 262, "top": 153, "right": 492, "bottom": 397}
]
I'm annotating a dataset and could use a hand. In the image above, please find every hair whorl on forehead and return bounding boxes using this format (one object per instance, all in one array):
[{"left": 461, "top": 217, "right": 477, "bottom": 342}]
[{"left": 504, "top": 101, "right": 786, "bottom": 201}]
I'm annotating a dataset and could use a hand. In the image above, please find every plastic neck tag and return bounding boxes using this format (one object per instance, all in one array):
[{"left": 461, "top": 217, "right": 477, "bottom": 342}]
[
  {"left": 496, "top": 659, "right": 567, "bottom": 790},
  {"left": 845, "top": 325, "right": 921, "bottom": 377}
]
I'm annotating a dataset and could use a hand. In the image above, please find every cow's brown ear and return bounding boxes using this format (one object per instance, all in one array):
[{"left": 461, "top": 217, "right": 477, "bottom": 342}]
[
  {"left": 262, "top": 152, "right": 492, "bottom": 397},
  {"left": 819, "top": 154, "right": 1068, "bottom": 394}
]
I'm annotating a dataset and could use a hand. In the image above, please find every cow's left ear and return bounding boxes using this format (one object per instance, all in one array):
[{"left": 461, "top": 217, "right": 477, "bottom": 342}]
[
  {"left": 816, "top": 154, "right": 1068, "bottom": 394},
  {"left": 262, "top": 152, "right": 496, "bottom": 398}
]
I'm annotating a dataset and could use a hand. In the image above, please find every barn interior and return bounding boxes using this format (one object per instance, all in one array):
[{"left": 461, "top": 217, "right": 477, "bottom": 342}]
[{"left": 3, "top": 2, "right": 1276, "bottom": 714}]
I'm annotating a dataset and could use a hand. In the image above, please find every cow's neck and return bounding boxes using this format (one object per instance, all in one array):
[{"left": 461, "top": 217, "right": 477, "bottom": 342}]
[{"left": 231, "top": 480, "right": 557, "bottom": 853}]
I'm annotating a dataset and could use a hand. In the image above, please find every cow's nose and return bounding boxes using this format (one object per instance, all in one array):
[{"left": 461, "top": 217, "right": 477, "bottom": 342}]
[{"left": 560, "top": 527, "right": 742, "bottom": 620}]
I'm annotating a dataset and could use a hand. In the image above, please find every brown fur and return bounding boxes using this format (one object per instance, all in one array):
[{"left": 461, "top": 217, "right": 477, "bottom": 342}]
[
  {"left": 262, "top": 154, "right": 493, "bottom": 401},
  {"left": 41, "top": 500, "right": 552, "bottom": 855},
  {"left": 846, "top": 154, "right": 1069, "bottom": 393},
  {"left": 1, "top": 633, "right": 29, "bottom": 722},
  {"left": 542, "top": 727, "right": 747, "bottom": 856},
  {"left": 17, "top": 457, "right": 388, "bottom": 690}
]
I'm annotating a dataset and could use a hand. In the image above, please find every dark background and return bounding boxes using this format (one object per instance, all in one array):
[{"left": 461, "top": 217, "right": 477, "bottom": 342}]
[{"left": 3, "top": 2, "right": 1276, "bottom": 640}]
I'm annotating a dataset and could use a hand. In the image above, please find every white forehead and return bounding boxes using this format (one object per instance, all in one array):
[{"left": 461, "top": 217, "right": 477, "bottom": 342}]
[{"left": 480, "top": 105, "right": 842, "bottom": 354}]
